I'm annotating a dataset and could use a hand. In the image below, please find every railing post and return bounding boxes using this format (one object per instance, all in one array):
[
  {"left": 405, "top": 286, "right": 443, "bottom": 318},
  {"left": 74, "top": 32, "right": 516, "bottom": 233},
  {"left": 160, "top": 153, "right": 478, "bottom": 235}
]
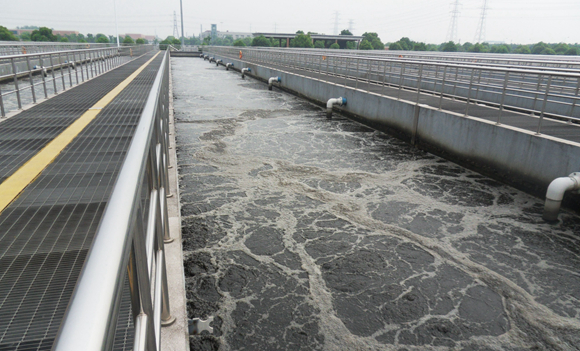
[
  {"left": 49, "top": 54, "right": 58, "bottom": 94},
  {"left": 25, "top": 55, "right": 37, "bottom": 104},
  {"left": 438, "top": 65, "right": 448, "bottom": 110},
  {"left": 496, "top": 71, "right": 510, "bottom": 125},
  {"left": 65, "top": 51, "right": 73, "bottom": 87},
  {"left": 10, "top": 58, "right": 22, "bottom": 109},
  {"left": 465, "top": 68, "right": 476, "bottom": 116},
  {"left": 355, "top": 58, "right": 360, "bottom": 89},
  {"left": 568, "top": 77, "right": 580, "bottom": 122},
  {"left": 381, "top": 60, "right": 387, "bottom": 96},
  {"left": 536, "top": 75, "right": 553, "bottom": 134},
  {"left": 397, "top": 63, "right": 406, "bottom": 100},
  {"left": 415, "top": 64, "right": 424, "bottom": 105}
]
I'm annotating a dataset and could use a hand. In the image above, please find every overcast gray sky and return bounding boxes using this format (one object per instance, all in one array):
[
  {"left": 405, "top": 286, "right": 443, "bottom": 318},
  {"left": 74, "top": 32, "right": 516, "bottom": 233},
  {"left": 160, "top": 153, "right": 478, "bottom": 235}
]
[{"left": 1, "top": 0, "right": 579, "bottom": 44}]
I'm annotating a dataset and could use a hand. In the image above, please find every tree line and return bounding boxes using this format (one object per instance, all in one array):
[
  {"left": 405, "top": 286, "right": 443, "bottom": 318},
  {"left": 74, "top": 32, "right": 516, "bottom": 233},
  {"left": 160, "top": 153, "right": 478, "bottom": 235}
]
[
  {"left": 387, "top": 37, "right": 579, "bottom": 55},
  {"left": 0, "top": 25, "right": 150, "bottom": 45}
]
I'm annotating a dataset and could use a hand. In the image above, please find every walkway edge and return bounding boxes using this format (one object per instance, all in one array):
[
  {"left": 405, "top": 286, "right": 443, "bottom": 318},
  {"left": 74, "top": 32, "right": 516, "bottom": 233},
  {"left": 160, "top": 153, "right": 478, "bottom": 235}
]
[
  {"left": 0, "top": 52, "right": 160, "bottom": 214},
  {"left": 161, "top": 55, "right": 190, "bottom": 351}
]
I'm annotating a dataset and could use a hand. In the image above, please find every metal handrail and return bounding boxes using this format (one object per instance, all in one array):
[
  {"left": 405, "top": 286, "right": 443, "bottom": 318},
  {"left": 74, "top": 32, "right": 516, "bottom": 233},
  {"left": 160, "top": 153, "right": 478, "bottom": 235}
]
[
  {"left": 237, "top": 46, "right": 580, "bottom": 70},
  {"left": 208, "top": 46, "right": 580, "bottom": 132},
  {"left": 0, "top": 45, "right": 156, "bottom": 117},
  {"left": 52, "top": 50, "right": 173, "bottom": 351},
  {"left": 0, "top": 42, "right": 142, "bottom": 56}
]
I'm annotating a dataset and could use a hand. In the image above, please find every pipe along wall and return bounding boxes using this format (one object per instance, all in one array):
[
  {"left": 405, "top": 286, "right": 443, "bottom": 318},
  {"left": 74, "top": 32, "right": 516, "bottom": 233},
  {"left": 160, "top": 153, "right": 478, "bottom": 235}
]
[{"left": 205, "top": 52, "right": 580, "bottom": 218}]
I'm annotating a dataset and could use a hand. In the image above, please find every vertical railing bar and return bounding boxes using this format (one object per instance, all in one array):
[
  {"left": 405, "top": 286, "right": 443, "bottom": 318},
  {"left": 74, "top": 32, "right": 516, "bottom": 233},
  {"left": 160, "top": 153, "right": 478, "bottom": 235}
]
[{"left": 536, "top": 75, "right": 553, "bottom": 134}]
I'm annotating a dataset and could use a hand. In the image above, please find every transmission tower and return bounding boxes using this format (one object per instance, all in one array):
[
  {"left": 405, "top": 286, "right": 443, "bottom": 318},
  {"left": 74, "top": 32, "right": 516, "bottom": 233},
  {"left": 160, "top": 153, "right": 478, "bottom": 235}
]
[
  {"left": 446, "top": 0, "right": 460, "bottom": 43},
  {"left": 333, "top": 12, "right": 340, "bottom": 35},
  {"left": 473, "top": 0, "right": 489, "bottom": 43},
  {"left": 173, "top": 11, "right": 180, "bottom": 39}
]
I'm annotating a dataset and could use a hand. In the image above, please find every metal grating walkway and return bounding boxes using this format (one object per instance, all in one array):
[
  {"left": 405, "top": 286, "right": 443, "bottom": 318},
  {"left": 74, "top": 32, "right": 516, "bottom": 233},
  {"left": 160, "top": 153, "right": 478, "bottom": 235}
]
[{"left": 0, "top": 52, "right": 163, "bottom": 351}]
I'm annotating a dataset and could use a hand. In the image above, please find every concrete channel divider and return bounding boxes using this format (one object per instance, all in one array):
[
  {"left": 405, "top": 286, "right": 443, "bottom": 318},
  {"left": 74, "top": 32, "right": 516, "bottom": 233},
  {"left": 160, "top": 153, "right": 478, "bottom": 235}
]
[
  {"left": 160, "top": 54, "right": 189, "bottom": 351},
  {"left": 206, "top": 50, "right": 580, "bottom": 203}
]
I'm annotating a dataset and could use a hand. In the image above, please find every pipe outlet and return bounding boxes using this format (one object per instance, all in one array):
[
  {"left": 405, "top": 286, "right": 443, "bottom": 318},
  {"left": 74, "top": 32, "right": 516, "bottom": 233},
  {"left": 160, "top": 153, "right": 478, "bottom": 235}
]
[
  {"left": 200, "top": 54, "right": 204, "bottom": 58},
  {"left": 543, "top": 172, "right": 580, "bottom": 221},
  {"left": 241, "top": 68, "right": 251, "bottom": 79},
  {"left": 268, "top": 77, "right": 281, "bottom": 91},
  {"left": 209, "top": 57, "right": 215, "bottom": 63},
  {"left": 326, "top": 97, "right": 347, "bottom": 118},
  {"left": 216, "top": 59, "right": 222, "bottom": 66},
  {"left": 204, "top": 55, "right": 209, "bottom": 61},
  {"left": 226, "top": 63, "right": 233, "bottom": 70}
]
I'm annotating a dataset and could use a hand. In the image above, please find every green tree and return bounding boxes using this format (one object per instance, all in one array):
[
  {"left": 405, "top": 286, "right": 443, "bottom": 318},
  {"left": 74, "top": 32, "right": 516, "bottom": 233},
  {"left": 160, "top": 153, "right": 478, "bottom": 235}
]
[
  {"left": 314, "top": 40, "right": 325, "bottom": 48},
  {"left": 292, "top": 33, "right": 313, "bottom": 48},
  {"left": 251, "top": 35, "right": 271, "bottom": 47},
  {"left": 541, "top": 48, "right": 556, "bottom": 55},
  {"left": 398, "top": 37, "right": 412, "bottom": 50},
  {"left": 469, "top": 43, "right": 487, "bottom": 52},
  {"left": 60, "top": 37, "right": 69, "bottom": 42},
  {"left": 329, "top": 43, "right": 340, "bottom": 49},
  {"left": 123, "top": 35, "right": 135, "bottom": 44},
  {"left": 553, "top": 43, "right": 569, "bottom": 54},
  {"left": 531, "top": 42, "right": 547, "bottom": 54},
  {"left": 96, "top": 36, "right": 109, "bottom": 43},
  {"left": 565, "top": 47, "right": 578, "bottom": 55},
  {"left": 340, "top": 29, "right": 353, "bottom": 35},
  {"left": 0, "top": 26, "right": 18, "bottom": 41},
  {"left": 233, "top": 39, "right": 246, "bottom": 46},
  {"left": 441, "top": 41, "right": 457, "bottom": 52},
  {"left": 371, "top": 38, "right": 384, "bottom": 50},
  {"left": 360, "top": 40, "right": 373, "bottom": 50},
  {"left": 514, "top": 45, "right": 531, "bottom": 54},
  {"left": 413, "top": 42, "right": 427, "bottom": 51},
  {"left": 346, "top": 41, "right": 356, "bottom": 50},
  {"left": 136, "top": 38, "right": 145, "bottom": 44},
  {"left": 296, "top": 30, "right": 305, "bottom": 34},
  {"left": 242, "top": 37, "right": 252, "bottom": 46},
  {"left": 389, "top": 42, "right": 403, "bottom": 50},
  {"left": 31, "top": 27, "right": 57, "bottom": 42},
  {"left": 20, "top": 32, "right": 31, "bottom": 41},
  {"left": 462, "top": 42, "right": 473, "bottom": 51},
  {"left": 494, "top": 44, "right": 510, "bottom": 53},
  {"left": 362, "top": 32, "right": 384, "bottom": 50}
]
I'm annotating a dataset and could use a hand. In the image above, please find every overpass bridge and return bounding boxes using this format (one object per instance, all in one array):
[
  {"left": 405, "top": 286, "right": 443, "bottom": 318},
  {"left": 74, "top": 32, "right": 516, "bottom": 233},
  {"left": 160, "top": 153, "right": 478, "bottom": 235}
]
[{"left": 0, "top": 44, "right": 579, "bottom": 350}]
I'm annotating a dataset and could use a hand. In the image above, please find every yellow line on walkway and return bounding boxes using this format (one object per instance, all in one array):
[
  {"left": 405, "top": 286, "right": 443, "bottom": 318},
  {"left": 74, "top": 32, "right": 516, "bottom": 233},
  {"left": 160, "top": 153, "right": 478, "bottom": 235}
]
[{"left": 0, "top": 52, "right": 161, "bottom": 214}]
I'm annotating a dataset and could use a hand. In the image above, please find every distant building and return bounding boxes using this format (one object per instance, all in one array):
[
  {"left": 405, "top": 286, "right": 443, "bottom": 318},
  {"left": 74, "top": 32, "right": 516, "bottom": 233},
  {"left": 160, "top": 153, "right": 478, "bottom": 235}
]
[{"left": 201, "top": 30, "right": 253, "bottom": 40}]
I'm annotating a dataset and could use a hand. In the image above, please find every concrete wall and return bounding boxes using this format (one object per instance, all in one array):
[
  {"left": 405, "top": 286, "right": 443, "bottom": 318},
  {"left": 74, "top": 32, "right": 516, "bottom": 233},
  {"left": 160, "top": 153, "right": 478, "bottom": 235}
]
[{"left": 207, "top": 51, "right": 580, "bottom": 199}]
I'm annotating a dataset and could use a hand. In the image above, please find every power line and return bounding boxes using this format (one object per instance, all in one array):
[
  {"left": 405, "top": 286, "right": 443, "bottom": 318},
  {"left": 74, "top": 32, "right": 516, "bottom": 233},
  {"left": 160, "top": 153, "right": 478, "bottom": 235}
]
[
  {"left": 473, "top": 0, "right": 489, "bottom": 43},
  {"left": 446, "top": 0, "right": 461, "bottom": 43}
]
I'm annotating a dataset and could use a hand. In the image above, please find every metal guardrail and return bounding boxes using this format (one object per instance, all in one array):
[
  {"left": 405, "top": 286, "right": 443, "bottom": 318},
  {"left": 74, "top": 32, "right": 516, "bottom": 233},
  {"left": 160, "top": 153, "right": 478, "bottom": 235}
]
[
  {"left": 0, "top": 41, "right": 144, "bottom": 56},
  {"left": 208, "top": 47, "right": 580, "bottom": 133},
  {"left": 53, "top": 50, "right": 173, "bottom": 351},
  {"left": 0, "top": 45, "right": 156, "bottom": 117},
  {"left": 242, "top": 47, "right": 580, "bottom": 72}
]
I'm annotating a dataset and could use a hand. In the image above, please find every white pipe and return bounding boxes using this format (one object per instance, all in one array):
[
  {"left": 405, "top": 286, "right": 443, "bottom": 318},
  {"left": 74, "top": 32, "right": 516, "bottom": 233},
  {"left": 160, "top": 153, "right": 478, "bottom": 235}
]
[
  {"left": 326, "top": 97, "right": 347, "bottom": 118},
  {"left": 216, "top": 59, "right": 222, "bottom": 67},
  {"left": 209, "top": 57, "right": 215, "bottom": 63},
  {"left": 543, "top": 172, "right": 580, "bottom": 221},
  {"left": 226, "top": 63, "right": 233, "bottom": 71},
  {"left": 241, "top": 68, "right": 251, "bottom": 79},
  {"left": 268, "top": 76, "right": 281, "bottom": 91}
]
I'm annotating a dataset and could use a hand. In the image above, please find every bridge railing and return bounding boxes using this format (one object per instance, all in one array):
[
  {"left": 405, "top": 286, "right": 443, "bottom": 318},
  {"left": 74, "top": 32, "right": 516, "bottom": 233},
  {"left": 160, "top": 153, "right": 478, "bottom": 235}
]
[
  {"left": 207, "top": 47, "right": 580, "bottom": 133},
  {"left": 230, "top": 46, "right": 580, "bottom": 72},
  {"left": 53, "top": 50, "right": 174, "bottom": 351},
  {"left": 0, "top": 45, "right": 156, "bottom": 117}
]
